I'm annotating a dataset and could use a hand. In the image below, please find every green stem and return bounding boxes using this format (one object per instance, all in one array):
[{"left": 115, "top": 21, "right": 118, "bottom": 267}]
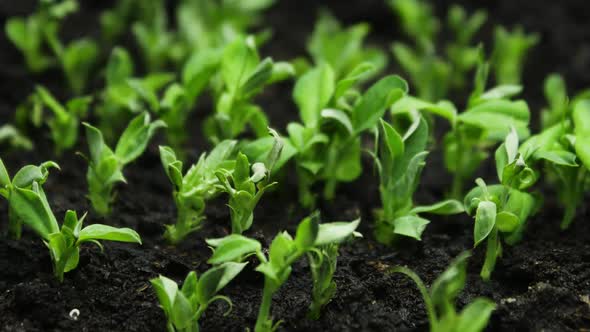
[{"left": 255, "top": 279, "right": 275, "bottom": 332}]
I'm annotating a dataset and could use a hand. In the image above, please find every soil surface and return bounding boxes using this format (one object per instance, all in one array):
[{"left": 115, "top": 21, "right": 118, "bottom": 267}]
[{"left": 1, "top": 1, "right": 590, "bottom": 331}]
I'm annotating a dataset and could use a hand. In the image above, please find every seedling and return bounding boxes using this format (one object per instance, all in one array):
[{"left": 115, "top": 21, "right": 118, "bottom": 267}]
[
  {"left": 372, "top": 116, "right": 464, "bottom": 245},
  {"left": 127, "top": 49, "right": 220, "bottom": 151},
  {"left": 441, "top": 61, "right": 530, "bottom": 198},
  {"left": 492, "top": 26, "right": 539, "bottom": 85},
  {"left": 4, "top": 0, "right": 77, "bottom": 72},
  {"left": 464, "top": 129, "right": 539, "bottom": 280},
  {"left": 151, "top": 262, "right": 247, "bottom": 332},
  {"left": 0, "top": 159, "right": 59, "bottom": 239},
  {"left": 215, "top": 130, "right": 283, "bottom": 234},
  {"left": 46, "top": 34, "right": 99, "bottom": 94},
  {"left": 8, "top": 181, "right": 141, "bottom": 281},
  {"left": 289, "top": 63, "right": 408, "bottom": 207},
  {"left": 391, "top": 252, "right": 496, "bottom": 332},
  {"left": 34, "top": 85, "right": 91, "bottom": 154},
  {"left": 204, "top": 36, "right": 294, "bottom": 144},
  {"left": 206, "top": 215, "right": 360, "bottom": 331},
  {"left": 0, "top": 125, "right": 33, "bottom": 151},
  {"left": 306, "top": 10, "right": 386, "bottom": 80},
  {"left": 83, "top": 113, "right": 166, "bottom": 215},
  {"left": 389, "top": 0, "right": 486, "bottom": 100},
  {"left": 160, "top": 140, "right": 236, "bottom": 244}
]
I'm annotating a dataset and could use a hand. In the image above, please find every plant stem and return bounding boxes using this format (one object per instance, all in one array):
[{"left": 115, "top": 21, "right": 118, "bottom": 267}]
[{"left": 255, "top": 280, "right": 275, "bottom": 332}]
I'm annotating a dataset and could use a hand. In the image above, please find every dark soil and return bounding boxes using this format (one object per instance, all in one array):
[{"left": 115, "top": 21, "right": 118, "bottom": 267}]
[{"left": 1, "top": 1, "right": 590, "bottom": 331}]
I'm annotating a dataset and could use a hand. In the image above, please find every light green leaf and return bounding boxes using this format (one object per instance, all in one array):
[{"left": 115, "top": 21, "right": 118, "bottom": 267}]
[
  {"left": 315, "top": 218, "right": 361, "bottom": 246},
  {"left": 474, "top": 201, "right": 497, "bottom": 247},
  {"left": 78, "top": 224, "right": 142, "bottom": 244},
  {"left": 321, "top": 109, "right": 353, "bottom": 134},
  {"left": 456, "top": 297, "right": 496, "bottom": 332},
  {"left": 11, "top": 185, "right": 59, "bottom": 238},
  {"left": 196, "top": 262, "right": 247, "bottom": 305},
  {"left": 293, "top": 64, "right": 335, "bottom": 128},
  {"left": 295, "top": 216, "right": 319, "bottom": 250},
  {"left": 392, "top": 215, "right": 430, "bottom": 240},
  {"left": 207, "top": 235, "right": 261, "bottom": 264},
  {"left": 495, "top": 211, "right": 519, "bottom": 233},
  {"left": 410, "top": 200, "right": 465, "bottom": 215}
]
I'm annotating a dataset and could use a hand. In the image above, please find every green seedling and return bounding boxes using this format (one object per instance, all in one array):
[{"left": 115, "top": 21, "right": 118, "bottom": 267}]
[
  {"left": 440, "top": 61, "right": 530, "bottom": 198},
  {"left": 46, "top": 35, "right": 99, "bottom": 94},
  {"left": 206, "top": 215, "right": 360, "bottom": 331},
  {"left": 127, "top": 49, "right": 220, "bottom": 152},
  {"left": 391, "top": 252, "right": 496, "bottom": 332},
  {"left": 34, "top": 85, "right": 91, "bottom": 154},
  {"left": 305, "top": 10, "right": 386, "bottom": 80},
  {"left": 8, "top": 181, "right": 141, "bottom": 281},
  {"left": 465, "top": 129, "right": 541, "bottom": 280},
  {"left": 4, "top": 0, "right": 77, "bottom": 72},
  {"left": 0, "top": 159, "right": 59, "bottom": 239},
  {"left": 215, "top": 130, "right": 283, "bottom": 234},
  {"left": 204, "top": 36, "right": 294, "bottom": 144},
  {"left": 492, "top": 26, "right": 539, "bottom": 85},
  {"left": 389, "top": 0, "right": 486, "bottom": 101},
  {"left": 83, "top": 113, "right": 166, "bottom": 215},
  {"left": 289, "top": 63, "right": 408, "bottom": 207},
  {"left": 160, "top": 140, "right": 236, "bottom": 244},
  {"left": 372, "top": 116, "right": 464, "bottom": 245},
  {"left": 151, "top": 262, "right": 247, "bottom": 332}
]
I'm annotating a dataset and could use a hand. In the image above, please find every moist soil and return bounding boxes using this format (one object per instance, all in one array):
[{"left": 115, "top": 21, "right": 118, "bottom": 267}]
[{"left": 1, "top": 1, "right": 590, "bottom": 331}]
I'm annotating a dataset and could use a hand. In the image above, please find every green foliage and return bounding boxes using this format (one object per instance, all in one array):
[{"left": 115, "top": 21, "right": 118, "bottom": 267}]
[
  {"left": 206, "top": 215, "right": 360, "bottom": 331},
  {"left": 4, "top": 0, "right": 78, "bottom": 72},
  {"left": 33, "top": 85, "right": 91, "bottom": 154},
  {"left": 492, "top": 26, "right": 539, "bottom": 85},
  {"left": 204, "top": 37, "right": 294, "bottom": 144},
  {"left": 391, "top": 252, "right": 496, "bottom": 332},
  {"left": 215, "top": 130, "right": 283, "bottom": 234},
  {"left": 441, "top": 61, "right": 530, "bottom": 198},
  {"left": 160, "top": 140, "right": 236, "bottom": 244},
  {"left": 151, "top": 262, "right": 247, "bottom": 332},
  {"left": 389, "top": 0, "right": 486, "bottom": 101},
  {"left": 0, "top": 125, "right": 33, "bottom": 151},
  {"left": 48, "top": 37, "right": 99, "bottom": 94},
  {"left": 288, "top": 63, "right": 407, "bottom": 207},
  {"left": 306, "top": 10, "right": 386, "bottom": 80},
  {"left": 83, "top": 113, "right": 166, "bottom": 215},
  {"left": 373, "top": 116, "right": 464, "bottom": 245},
  {"left": 8, "top": 180, "right": 140, "bottom": 281},
  {"left": 0, "top": 159, "right": 59, "bottom": 239}
]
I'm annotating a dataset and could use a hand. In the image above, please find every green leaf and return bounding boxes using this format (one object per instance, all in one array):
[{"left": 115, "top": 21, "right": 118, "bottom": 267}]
[
  {"left": 410, "top": 200, "right": 465, "bottom": 215},
  {"left": 456, "top": 298, "right": 496, "bottom": 332},
  {"left": 573, "top": 100, "right": 590, "bottom": 170},
  {"left": 78, "top": 224, "right": 142, "bottom": 244},
  {"left": 0, "top": 159, "right": 10, "bottom": 186},
  {"left": 380, "top": 119, "right": 404, "bottom": 160},
  {"left": 535, "top": 150, "right": 578, "bottom": 167},
  {"left": 241, "top": 58, "right": 274, "bottom": 97},
  {"left": 295, "top": 215, "right": 319, "bottom": 251},
  {"left": 11, "top": 185, "right": 59, "bottom": 238},
  {"left": 352, "top": 75, "right": 408, "bottom": 134},
  {"left": 293, "top": 64, "right": 335, "bottom": 128},
  {"left": 474, "top": 201, "right": 497, "bottom": 247},
  {"left": 83, "top": 122, "right": 107, "bottom": 163},
  {"left": 106, "top": 47, "right": 134, "bottom": 86},
  {"left": 315, "top": 218, "right": 361, "bottom": 246},
  {"left": 206, "top": 235, "right": 261, "bottom": 264},
  {"left": 392, "top": 215, "right": 430, "bottom": 240},
  {"left": 334, "top": 62, "right": 375, "bottom": 100},
  {"left": 222, "top": 38, "right": 259, "bottom": 94},
  {"left": 196, "top": 262, "right": 247, "bottom": 305},
  {"left": 495, "top": 211, "right": 519, "bottom": 233},
  {"left": 321, "top": 109, "right": 353, "bottom": 134},
  {"left": 12, "top": 165, "right": 44, "bottom": 188},
  {"left": 115, "top": 113, "right": 166, "bottom": 164}
]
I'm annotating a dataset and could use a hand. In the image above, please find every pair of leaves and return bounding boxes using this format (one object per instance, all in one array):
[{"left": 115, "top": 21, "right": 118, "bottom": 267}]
[{"left": 151, "top": 262, "right": 246, "bottom": 330}]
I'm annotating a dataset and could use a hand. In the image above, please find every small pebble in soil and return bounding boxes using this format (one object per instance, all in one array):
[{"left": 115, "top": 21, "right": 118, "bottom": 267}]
[{"left": 69, "top": 308, "right": 80, "bottom": 321}]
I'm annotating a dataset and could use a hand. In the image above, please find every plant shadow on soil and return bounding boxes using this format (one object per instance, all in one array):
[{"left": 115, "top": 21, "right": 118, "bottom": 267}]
[{"left": 0, "top": 0, "right": 590, "bottom": 331}]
